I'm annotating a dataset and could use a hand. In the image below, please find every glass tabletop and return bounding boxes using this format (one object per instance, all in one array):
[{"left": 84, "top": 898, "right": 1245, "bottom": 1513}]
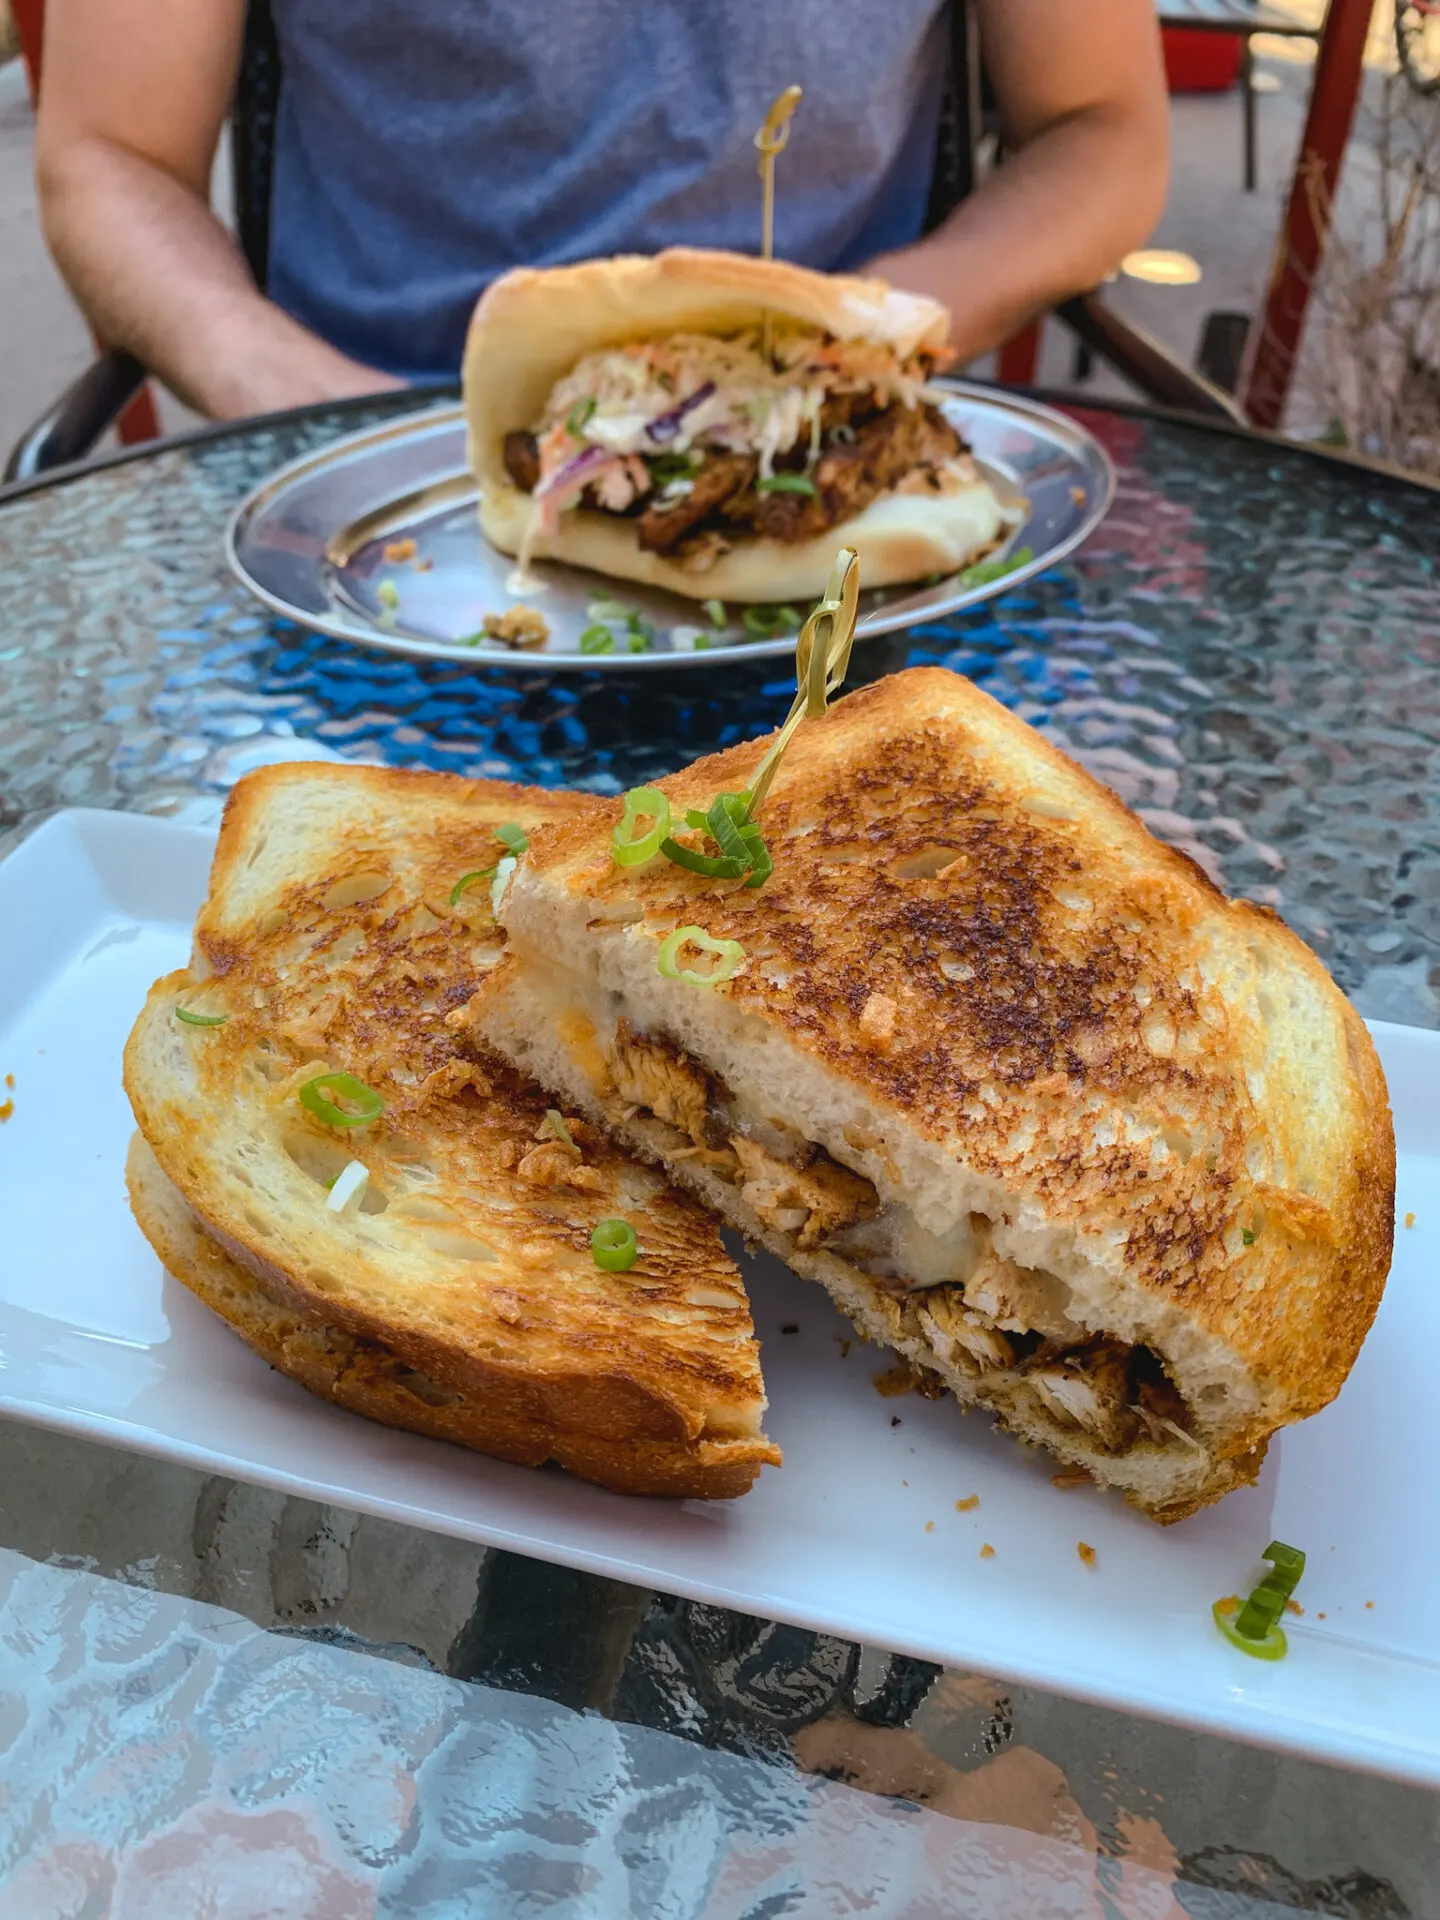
[{"left": 1, "top": 393, "right": 1437, "bottom": 1915}]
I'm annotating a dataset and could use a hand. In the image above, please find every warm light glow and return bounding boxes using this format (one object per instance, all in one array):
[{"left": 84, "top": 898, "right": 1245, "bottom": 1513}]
[{"left": 1120, "top": 249, "right": 1203, "bottom": 287}]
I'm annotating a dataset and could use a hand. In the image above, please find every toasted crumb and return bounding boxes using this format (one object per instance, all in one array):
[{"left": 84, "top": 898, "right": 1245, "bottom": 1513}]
[
  {"left": 1077, "top": 1542, "right": 1096, "bottom": 1569},
  {"left": 955, "top": 1495, "right": 980, "bottom": 1513},
  {"left": 890, "top": 1416, "right": 902, "bottom": 1428},
  {"left": 1285, "top": 1600, "right": 1304, "bottom": 1616},
  {"left": 924, "top": 1520, "right": 935, "bottom": 1533},
  {"left": 836, "top": 1337, "right": 851, "bottom": 1358},
  {"left": 1214, "top": 1595, "right": 1239, "bottom": 1616},
  {"left": 1366, "top": 1601, "right": 1374, "bottom": 1610},
  {"left": 979, "top": 1543, "right": 995, "bottom": 1560},
  {"left": 413, "top": 556, "right": 434, "bottom": 572},
  {"left": 1317, "top": 1612, "right": 1327, "bottom": 1621},
  {"left": 1404, "top": 1211, "right": 1416, "bottom": 1228},
  {"left": 0, "top": 1099, "right": 12, "bottom": 1123},
  {"left": 3, "top": 1073, "right": 12, "bottom": 1088},
  {"left": 482, "top": 606, "right": 551, "bottom": 649},
  {"left": 1070, "top": 486, "right": 1087, "bottom": 506},
  {"left": 1052, "top": 1468, "right": 1092, "bottom": 1490},
  {"left": 873, "top": 1364, "right": 918, "bottom": 1398},
  {"left": 780, "top": 1323, "right": 799, "bottom": 1335},
  {"left": 858, "top": 991, "right": 897, "bottom": 1052},
  {"left": 383, "top": 537, "right": 418, "bottom": 562}
]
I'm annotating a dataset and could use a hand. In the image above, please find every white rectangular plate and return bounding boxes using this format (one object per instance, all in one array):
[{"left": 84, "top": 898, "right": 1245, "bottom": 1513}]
[{"left": 2, "top": 811, "right": 1436, "bottom": 1783}]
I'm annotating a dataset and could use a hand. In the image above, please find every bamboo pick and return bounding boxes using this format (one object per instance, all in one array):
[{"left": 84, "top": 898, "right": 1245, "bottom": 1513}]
[{"left": 754, "top": 85, "right": 803, "bottom": 360}]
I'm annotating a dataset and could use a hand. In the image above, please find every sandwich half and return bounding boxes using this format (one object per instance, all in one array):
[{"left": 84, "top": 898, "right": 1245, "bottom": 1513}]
[
  {"left": 124, "top": 762, "right": 779, "bottom": 1499},
  {"left": 474, "top": 667, "right": 1395, "bottom": 1521},
  {"left": 465, "top": 247, "right": 1011, "bottom": 603}
]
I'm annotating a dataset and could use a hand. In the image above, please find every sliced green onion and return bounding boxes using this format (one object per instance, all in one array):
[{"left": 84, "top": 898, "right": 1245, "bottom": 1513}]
[
  {"left": 613, "top": 787, "right": 671, "bottom": 867},
  {"left": 450, "top": 867, "right": 495, "bottom": 906},
  {"left": 587, "top": 598, "right": 635, "bottom": 623},
  {"left": 592, "top": 1218, "right": 638, "bottom": 1272},
  {"left": 566, "top": 397, "right": 597, "bottom": 436},
  {"left": 1214, "top": 1540, "right": 1305, "bottom": 1660},
  {"left": 958, "top": 545, "right": 1034, "bottom": 590},
  {"left": 627, "top": 628, "right": 652, "bottom": 654},
  {"left": 705, "top": 793, "right": 753, "bottom": 868},
  {"left": 650, "top": 449, "right": 703, "bottom": 484},
  {"left": 669, "top": 626, "right": 709, "bottom": 652},
  {"left": 1261, "top": 1540, "right": 1305, "bottom": 1587},
  {"left": 493, "top": 823, "right": 529, "bottom": 856},
  {"left": 299, "top": 1072, "right": 385, "bottom": 1129},
  {"left": 377, "top": 579, "right": 400, "bottom": 610},
  {"left": 326, "top": 1160, "right": 370, "bottom": 1214},
  {"left": 741, "top": 604, "right": 803, "bottom": 637},
  {"left": 659, "top": 837, "right": 747, "bottom": 879},
  {"left": 1241, "top": 1227, "right": 1256, "bottom": 1246},
  {"left": 174, "top": 1006, "right": 228, "bottom": 1028},
  {"left": 544, "top": 1109, "right": 581, "bottom": 1156},
  {"left": 756, "top": 473, "right": 817, "bottom": 497},
  {"left": 656, "top": 925, "right": 746, "bottom": 987},
  {"left": 702, "top": 599, "right": 727, "bottom": 628},
  {"left": 1213, "top": 1601, "right": 1287, "bottom": 1661},
  {"left": 579, "top": 625, "right": 616, "bottom": 655}
]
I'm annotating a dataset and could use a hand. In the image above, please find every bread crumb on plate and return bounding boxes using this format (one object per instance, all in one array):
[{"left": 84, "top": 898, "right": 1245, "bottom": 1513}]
[
  {"left": 483, "top": 607, "right": 551, "bottom": 649},
  {"left": 979, "top": 1543, "right": 995, "bottom": 1560},
  {"left": 955, "top": 1495, "right": 980, "bottom": 1513},
  {"left": 1077, "top": 1542, "right": 1097, "bottom": 1568}
]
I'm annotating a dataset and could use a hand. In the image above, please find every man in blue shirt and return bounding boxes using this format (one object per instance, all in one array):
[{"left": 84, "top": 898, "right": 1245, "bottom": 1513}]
[{"left": 34, "top": 0, "right": 1168, "bottom": 418}]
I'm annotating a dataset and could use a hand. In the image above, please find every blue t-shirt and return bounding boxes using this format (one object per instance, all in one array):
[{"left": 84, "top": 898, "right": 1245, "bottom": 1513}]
[{"left": 267, "top": 1, "right": 951, "bottom": 382}]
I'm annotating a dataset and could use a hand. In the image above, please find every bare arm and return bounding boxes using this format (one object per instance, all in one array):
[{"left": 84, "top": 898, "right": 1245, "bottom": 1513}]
[
  {"left": 865, "top": 0, "right": 1170, "bottom": 358},
  {"left": 36, "top": 0, "right": 400, "bottom": 419}
]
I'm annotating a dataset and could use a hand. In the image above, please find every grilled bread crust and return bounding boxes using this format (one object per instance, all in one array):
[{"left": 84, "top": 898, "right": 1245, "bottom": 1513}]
[
  {"left": 479, "top": 667, "right": 1394, "bottom": 1518},
  {"left": 123, "top": 763, "right": 779, "bottom": 1500},
  {"left": 463, "top": 247, "right": 1005, "bottom": 601}
]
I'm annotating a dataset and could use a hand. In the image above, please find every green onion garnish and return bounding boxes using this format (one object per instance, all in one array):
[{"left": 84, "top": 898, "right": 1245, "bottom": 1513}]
[
  {"left": 650, "top": 449, "right": 704, "bottom": 484},
  {"left": 1242, "top": 1228, "right": 1256, "bottom": 1246},
  {"left": 587, "top": 598, "right": 635, "bottom": 623},
  {"left": 958, "top": 545, "right": 1034, "bottom": 590},
  {"left": 741, "top": 604, "right": 803, "bottom": 637},
  {"left": 450, "top": 868, "right": 495, "bottom": 905},
  {"left": 756, "top": 474, "right": 817, "bottom": 497},
  {"left": 658, "top": 837, "right": 748, "bottom": 879},
  {"left": 579, "top": 625, "right": 616, "bottom": 654},
  {"left": 613, "top": 788, "right": 671, "bottom": 868},
  {"left": 493, "top": 823, "right": 529, "bottom": 856},
  {"left": 1213, "top": 1540, "right": 1305, "bottom": 1661},
  {"left": 656, "top": 925, "right": 746, "bottom": 987},
  {"left": 174, "top": 1006, "right": 228, "bottom": 1028},
  {"left": 377, "top": 579, "right": 400, "bottom": 610},
  {"left": 544, "top": 1109, "right": 582, "bottom": 1156},
  {"left": 298, "top": 1071, "right": 386, "bottom": 1129},
  {"left": 627, "top": 627, "right": 652, "bottom": 654},
  {"left": 591, "top": 1218, "right": 638, "bottom": 1272},
  {"left": 703, "top": 599, "right": 727, "bottom": 628},
  {"left": 566, "top": 397, "right": 597, "bottom": 437}
]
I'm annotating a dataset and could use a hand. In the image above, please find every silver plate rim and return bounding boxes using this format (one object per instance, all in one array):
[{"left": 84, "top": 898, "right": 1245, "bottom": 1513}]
[{"left": 224, "top": 383, "right": 1116, "bottom": 673}]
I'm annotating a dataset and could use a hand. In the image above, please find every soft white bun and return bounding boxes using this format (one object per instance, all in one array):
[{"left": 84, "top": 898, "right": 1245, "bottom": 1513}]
[
  {"left": 463, "top": 248, "right": 1004, "bottom": 603},
  {"left": 478, "top": 477, "right": 1007, "bottom": 604}
]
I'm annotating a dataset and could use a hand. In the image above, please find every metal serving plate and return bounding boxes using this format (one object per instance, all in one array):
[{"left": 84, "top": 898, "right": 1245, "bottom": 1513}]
[{"left": 226, "top": 384, "right": 1114, "bottom": 672}]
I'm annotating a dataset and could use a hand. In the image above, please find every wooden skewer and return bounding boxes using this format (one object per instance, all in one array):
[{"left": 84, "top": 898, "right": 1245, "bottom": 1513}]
[{"left": 754, "top": 85, "right": 803, "bottom": 360}]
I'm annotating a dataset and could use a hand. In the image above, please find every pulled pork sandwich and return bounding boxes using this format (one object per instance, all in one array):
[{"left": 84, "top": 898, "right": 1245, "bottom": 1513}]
[{"left": 463, "top": 249, "right": 1011, "bottom": 603}]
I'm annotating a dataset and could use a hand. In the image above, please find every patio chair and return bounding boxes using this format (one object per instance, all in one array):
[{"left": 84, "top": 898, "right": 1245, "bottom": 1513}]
[
  {"left": 1158, "top": 0, "right": 1325, "bottom": 190},
  {"left": 5, "top": 0, "right": 1238, "bottom": 486}
]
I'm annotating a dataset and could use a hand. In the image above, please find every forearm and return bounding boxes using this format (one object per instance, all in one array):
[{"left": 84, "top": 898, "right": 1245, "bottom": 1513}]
[
  {"left": 38, "top": 137, "right": 399, "bottom": 418},
  {"left": 869, "top": 106, "right": 1168, "bottom": 360}
]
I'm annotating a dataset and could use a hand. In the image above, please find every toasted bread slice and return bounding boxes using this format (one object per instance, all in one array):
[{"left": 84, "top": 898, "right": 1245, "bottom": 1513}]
[
  {"left": 475, "top": 667, "right": 1394, "bottom": 1521},
  {"left": 123, "top": 763, "right": 779, "bottom": 1500}
]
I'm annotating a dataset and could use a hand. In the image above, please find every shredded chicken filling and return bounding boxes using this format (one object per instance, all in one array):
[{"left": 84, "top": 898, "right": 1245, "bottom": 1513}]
[{"left": 606, "top": 1021, "right": 1198, "bottom": 1458}]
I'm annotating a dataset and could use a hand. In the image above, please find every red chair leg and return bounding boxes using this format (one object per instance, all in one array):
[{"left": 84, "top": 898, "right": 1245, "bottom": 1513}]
[
  {"left": 117, "top": 387, "right": 163, "bottom": 445},
  {"left": 998, "top": 322, "right": 1042, "bottom": 386}
]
